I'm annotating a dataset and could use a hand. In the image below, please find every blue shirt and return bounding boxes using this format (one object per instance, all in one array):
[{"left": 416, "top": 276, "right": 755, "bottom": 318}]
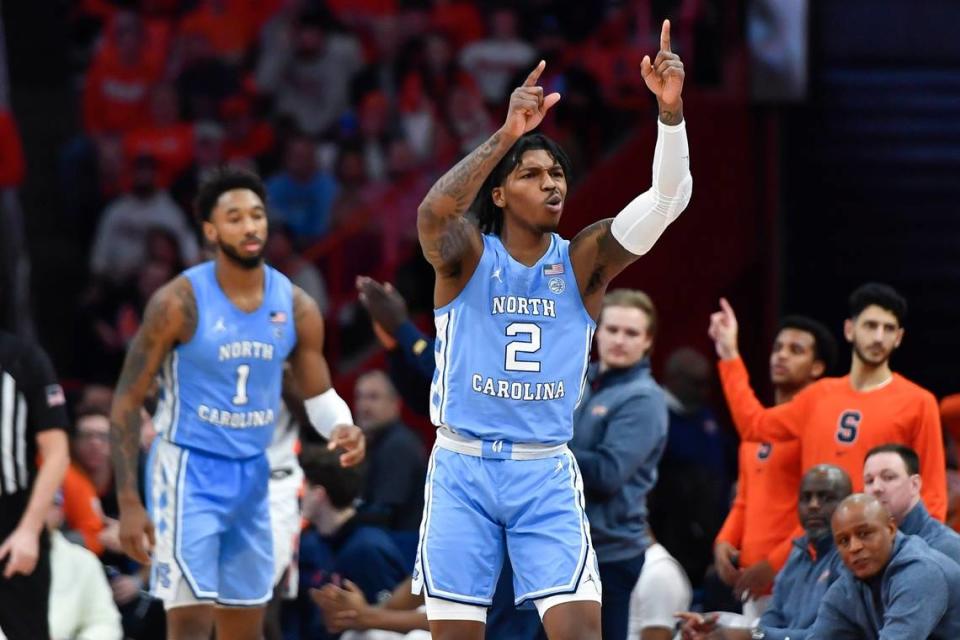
[
  {"left": 155, "top": 262, "right": 296, "bottom": 458},
  {"left": 759, "top": 534, "right": 843, "bottom": 640},
  {"left": 266, "top": 171, "right": 338, "bottom": 239},
  {"left": 430, "top": 233, "right": 595, "bottom": 445},
  {"left": 899, "top": 501, "right": 960, "bottom": 562},
  {"left": 810, "top": 533, "right": 960, "bottom": 639},
  {"left": 570, "top": 359, "right": 667, "bottom": 562},
  {"left": 295, "top": 520, "right": 408, "bottom": 640}
]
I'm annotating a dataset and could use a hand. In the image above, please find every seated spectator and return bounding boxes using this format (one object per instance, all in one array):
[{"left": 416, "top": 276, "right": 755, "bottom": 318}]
[
  {"left": 628, "top": 533, "right": 691, "bottom": 640},
  {"left": 863, "top": 444, "right": 960, "bottom": 558},
  {"left": 82, "top": 10, "right": 166, "bottom": 135},
  {"left": 355, "top": 90, "right": 395, "bottom": 184},
  {"left": 294, "top": 445, "right": 408, "bottom": 640},
  {"left": 679, "top": 464, "right": 853, "bottom": 640},
  {"left": 171, "top": 28, "right": 243, "bottom": 121},
  {"left": 648, "top": 347, "right": 732, "bottom": 591},
  {"left": 312, "top": 576, "right": 429, "bottom": 639},
  {"left": 63, "top": 405, "right": 163, "bottom": 638},
  {"left": 809, "top": 494, "right": 960, "bottom": 638},
  {"left": 255, "top": 11, "right": 363, "bottom": 137},
  {"left": 353, "top": 371, "right": 426, "bottom": 535},
  {"left": 459, "top": 7, "right": 535, "bottom": 104},
  {"left": 177, "top": 0, "right": 260, "bottom": 64},
  {"left": 47, "top": 490, "right": 123, "bottom": 640},
  {"left": 89, "top": 154, "right": 199, "bottom": 286},
  {"left": 221, "top": 95, "right": 276, "bottom": 168},
  {"left": 123, "top": 84, "right": 195, "bottom": 188},
  {"left": 170, "top": 120, "right": 226, "bottom": 212},
  {"left": 266, "top": 134, "right": 338, "bottom": 243},
  {"left": 265, "top": 224, "right": 330, "bottom": 313}
]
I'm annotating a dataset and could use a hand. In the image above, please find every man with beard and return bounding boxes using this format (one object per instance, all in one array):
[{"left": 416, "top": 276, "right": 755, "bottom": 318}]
[
  {"left": 678, "top": 465, "right": 852, "bottom": 640},
  {"left": 679, "top": 464, "right": 852, "bottom": 640},
  {"left": 809, "top": 494, "right": 960, "bottom": 638},
  {"left": 109, "top": 167, "right": 365, "bottom": 640},
  {"left": 707, "top": 283, "right": 946, "bottom": 520},
  {"left": 712, "top": 314, "right": 836, "bottom": 617}
]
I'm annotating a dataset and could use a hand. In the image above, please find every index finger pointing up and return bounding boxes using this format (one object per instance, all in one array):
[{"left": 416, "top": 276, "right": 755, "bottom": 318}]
[
  {"left": 524, "top": 60, "right": 546, "bottom": 86},
  {"left": 660, "top": 19, "right": 671, "bottom": 53}
]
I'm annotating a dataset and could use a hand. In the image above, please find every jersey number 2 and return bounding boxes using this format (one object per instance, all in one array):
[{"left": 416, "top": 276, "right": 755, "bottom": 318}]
[
  {"left": 233, "top": 364, "right": 250, "bottom": 405},
  {"left": 505, "top": 323, "right": 542, "bottom": 372}
]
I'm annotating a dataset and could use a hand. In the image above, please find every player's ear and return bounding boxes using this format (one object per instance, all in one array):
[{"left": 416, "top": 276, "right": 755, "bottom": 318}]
[
  {"left": 491, "top": 186, "right": 506, "bottom": 208},
  {"left": 202, "top": 219, "right": 217, "bottom": 244},
  {"left": 893, "top": 327, "right": 904, "bottom": 349},
  {"left": 843, "top": 318, "right": 854, "bottom": 343},
  {"left": 811, "top": 360, "right": 825, "bottom": 379}
]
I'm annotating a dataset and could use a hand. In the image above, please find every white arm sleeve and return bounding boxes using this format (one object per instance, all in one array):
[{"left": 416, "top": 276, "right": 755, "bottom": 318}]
[
  {"left": 304, "top": 388, "right": 354, "bottom": 440},
  {"left": 610, "top": 118, "right": 692, "bottom": 255}
]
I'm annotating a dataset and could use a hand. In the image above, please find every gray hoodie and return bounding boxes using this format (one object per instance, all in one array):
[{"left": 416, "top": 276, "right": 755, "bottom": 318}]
[{"left": 570, "top": 359, "right": 668, "bottom": 562}]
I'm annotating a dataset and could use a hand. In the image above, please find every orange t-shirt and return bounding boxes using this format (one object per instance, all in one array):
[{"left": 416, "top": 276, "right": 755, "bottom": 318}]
[
  {"left": 61, "top": 463, "right": 106, "bottom": 556},
  {"left": 716, "top": 439, "right": 802, "bottom": 572},
  {"left": 123, "top": 123, "right": 194, "bottom": 187},
  {"left": 940, "top": 394, "right": 960, "bottom": 444},
  {"left": 83, "top": 52, "right": 164, "bottom": 134},
  {"left": 719, "top": 357, "right": 947, "bottom": 521}
]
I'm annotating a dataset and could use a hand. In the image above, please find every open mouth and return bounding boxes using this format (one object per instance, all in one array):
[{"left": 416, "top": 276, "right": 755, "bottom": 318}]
[{"left": 545, "top": 194, "right": 563, "bottom": 213}]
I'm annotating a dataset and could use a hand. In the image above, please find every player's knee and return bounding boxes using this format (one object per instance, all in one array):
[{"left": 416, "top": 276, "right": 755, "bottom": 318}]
[
  {"left": 549, "top": 618, "right": 601, "bottom": 640},
  {"left": 166, "top": 608, "right": 215, "bottom": 640}
]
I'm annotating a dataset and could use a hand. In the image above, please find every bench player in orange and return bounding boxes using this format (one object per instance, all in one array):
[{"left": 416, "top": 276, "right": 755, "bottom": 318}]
[
  {"left": 713, "top": 313, "right": 836, "bottom": 618},
  {"left": 708, "top": 283, "right": 946, "bottom": 534}
]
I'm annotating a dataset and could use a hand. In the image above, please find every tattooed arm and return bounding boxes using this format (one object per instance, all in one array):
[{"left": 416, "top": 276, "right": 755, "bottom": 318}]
[
  {"left": 110, "top": 276, "right": 196, "bottom": 563},
  {"left": 417, "top": 60, "right": 560, "bottom": 307}
]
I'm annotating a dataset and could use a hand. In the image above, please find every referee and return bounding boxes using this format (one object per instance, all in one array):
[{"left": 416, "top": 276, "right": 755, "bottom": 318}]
[{"left": 0, "top": 330, "right": 69, "bottom": 640}]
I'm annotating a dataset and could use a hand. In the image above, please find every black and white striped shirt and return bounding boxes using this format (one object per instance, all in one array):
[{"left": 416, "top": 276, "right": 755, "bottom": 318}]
[{"left": 0, "top": 331, "right": 68, "bottom": 533}]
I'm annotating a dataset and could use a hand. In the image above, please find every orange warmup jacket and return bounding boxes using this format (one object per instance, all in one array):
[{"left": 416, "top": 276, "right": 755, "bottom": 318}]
[
  {"left": 715, "top": 438, "right": 802, "bottom": 572},
  {"left": 718, "top": 357, "right": 946, "bottom": 521}
]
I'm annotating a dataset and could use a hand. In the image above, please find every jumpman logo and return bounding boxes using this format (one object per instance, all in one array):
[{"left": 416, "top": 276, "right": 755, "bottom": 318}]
[
  {"left": 491, "top": 268, "right": 503, "bottom": 283},
  {"left": 213, "top": 317, "right": 226, "bottom": 332}
]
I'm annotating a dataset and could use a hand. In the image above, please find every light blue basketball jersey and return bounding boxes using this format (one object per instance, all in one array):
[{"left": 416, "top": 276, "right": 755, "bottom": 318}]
[
  {"left": 430, "top": 233, "right": 595, "bottom": 445},
  {"left": 154, "top": 261, "right": 297, "bottom": 459}
]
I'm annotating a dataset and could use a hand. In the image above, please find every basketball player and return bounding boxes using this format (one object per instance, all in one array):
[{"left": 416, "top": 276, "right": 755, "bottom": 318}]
[
  {"left": 109, "top": 168, "right": 365, "bottom": 640},
  {"left": 413, "top": 20, "right": 691, "bottom": 640}
]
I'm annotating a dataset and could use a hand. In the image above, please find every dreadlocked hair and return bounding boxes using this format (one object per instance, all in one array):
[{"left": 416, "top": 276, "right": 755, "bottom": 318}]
[{"left": 470, "top": 133, "right": 573, "bottom": 236}]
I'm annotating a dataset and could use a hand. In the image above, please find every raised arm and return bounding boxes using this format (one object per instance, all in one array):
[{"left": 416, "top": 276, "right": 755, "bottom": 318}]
[
  {"left": 110, "top": 276, "right": 194, "bottom": 563},
  {"left": 709, "top": 298, "right": 806, "bottom": 442},
  {"left": 288, "top": 286, "right": 365, "bottom": 466},
  {"left": 570, "top": 20, "right": 691, "bottom": 318},
  {"left": 417, "top": 61, "right": 560, "bottom": 306}
]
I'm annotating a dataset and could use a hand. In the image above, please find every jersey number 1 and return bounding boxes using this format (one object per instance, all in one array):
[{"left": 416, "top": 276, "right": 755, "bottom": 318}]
[
  {"left": 505, "top": 323, "right": 542, "bottom": 372},
  {"left": 233, "top": 364, "right": 250, "bottom": 405}
]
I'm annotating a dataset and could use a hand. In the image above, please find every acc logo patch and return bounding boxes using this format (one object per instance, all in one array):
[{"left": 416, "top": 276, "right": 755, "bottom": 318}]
[{"left": 548, "top": 277, "right": 565, "bottom": 294}]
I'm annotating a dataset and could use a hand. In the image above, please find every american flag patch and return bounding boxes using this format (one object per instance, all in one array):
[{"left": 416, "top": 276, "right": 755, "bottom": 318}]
[
  {"left": 543, "top": 263, "right": 564, "bottom": 276},
  {"left": 45, "top": 384, "right": 66, "bottom": 407},
  {"left": 269, "top": 311, "right": 287, "bottom": 323}
]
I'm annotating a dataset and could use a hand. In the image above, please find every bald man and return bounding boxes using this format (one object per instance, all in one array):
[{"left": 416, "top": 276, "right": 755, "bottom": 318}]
[
  {"left": 809, "top": 494, "right": 960, "bottom": 639},
  {"left": 678, "top": 464, "right": 852, "bottom": 640}
]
